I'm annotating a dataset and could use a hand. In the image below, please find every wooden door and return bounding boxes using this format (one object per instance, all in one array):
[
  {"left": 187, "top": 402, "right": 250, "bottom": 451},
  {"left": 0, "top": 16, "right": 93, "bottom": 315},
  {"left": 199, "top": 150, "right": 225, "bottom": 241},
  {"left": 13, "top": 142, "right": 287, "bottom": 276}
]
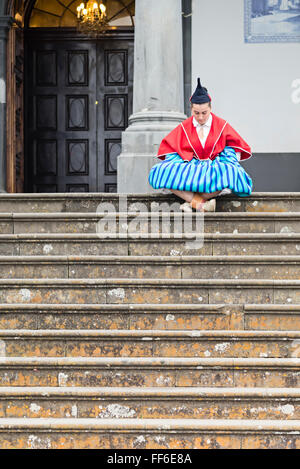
[
  {"left": 25, "top": 31, "right": 133, "bottom": 193},
  {"left": 97, "top": 40, "right": 133, "bottom": 193}
]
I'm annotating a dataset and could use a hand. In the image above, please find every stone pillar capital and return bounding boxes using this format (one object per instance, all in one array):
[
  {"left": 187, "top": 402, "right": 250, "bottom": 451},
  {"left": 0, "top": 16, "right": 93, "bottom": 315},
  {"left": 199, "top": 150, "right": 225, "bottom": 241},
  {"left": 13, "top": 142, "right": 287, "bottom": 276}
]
[
  {"left": 0, "top": 16, "right": 14, "bottom": 40},
  {"left": 127, "top": 111, "right": 187, "bottom": 132}
]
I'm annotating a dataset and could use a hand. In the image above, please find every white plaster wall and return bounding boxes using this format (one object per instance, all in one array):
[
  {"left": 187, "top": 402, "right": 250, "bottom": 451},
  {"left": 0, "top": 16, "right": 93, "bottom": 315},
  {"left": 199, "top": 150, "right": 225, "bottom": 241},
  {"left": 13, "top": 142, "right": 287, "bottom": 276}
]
[{"left": 192, "top": 0, "right": 300, "bottom": 152}]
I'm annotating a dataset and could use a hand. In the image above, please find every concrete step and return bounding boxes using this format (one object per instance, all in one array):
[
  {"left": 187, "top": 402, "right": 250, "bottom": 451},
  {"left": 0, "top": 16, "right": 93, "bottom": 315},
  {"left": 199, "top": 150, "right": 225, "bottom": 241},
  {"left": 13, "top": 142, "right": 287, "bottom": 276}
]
[
  {"left": 0, "top": 278, "right": 299, "bottom": 304},
  {"left": 0, "top": 255, "right": 299, "bottom": 280},
  {"left": 2, "top": 193, "right": 300, "bottom": 450},
  {"left": 0, "top": 192, "right": 299, "bottom": 213},
  {"left": 0, "top": 417, "right": 300, "bottom": 449},
  {"left": 2, "top": 211, "right": 300, "bottom": 235},
  {"left": 1, "top": 303, "right": 300, "bottom": 331},
  {"left": 0, "top": 329, "right": 300, "bottom": 358},
  {"left": 0, "top": 357, "right": 299, "bottom": 388},
  {"left": 0, "top": 233, "right": 300, "bottom": 256},
  {"left": 0, "top": 387, "right": 299, "bottom": 420},
  {"left": 244, "top": 305, "right": 300, "bottom": 331}
]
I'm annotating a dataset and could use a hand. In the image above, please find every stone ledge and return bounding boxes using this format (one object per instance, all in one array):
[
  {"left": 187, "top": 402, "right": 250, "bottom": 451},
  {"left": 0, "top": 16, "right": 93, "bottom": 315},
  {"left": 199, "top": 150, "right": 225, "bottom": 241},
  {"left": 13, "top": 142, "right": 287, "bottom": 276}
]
[
  {"left": 1, "top": 302, "right": 300, "bottom": 312},
  {"left": 0, "top": 277, "right": 295, "bottom": 285},
  {"left": 0, "top": 356, "right": 299, "bottom": 368},
  {"left": 0, "top": 386, "right": 300, "bottom": 399},
  {"left": 1, "top": 417, "right": 300, "bottom": 432},
  {"left": 7, "top": 212, "right": 300, "bottom": 218},
  {"left": 0, "top": 232, "right": 299, "bottom": 240},
  {"left": 0, "top": 254, "right": 299, "bottom": 263},
  {"left": 0, "top": 192, "right": 299, "bottom": 199},
  {"left": 1, "top": 329, "right": 300, "bottom": 338},
  {"left": 0, "top": 303, "right": 226, "bottom": 311}
]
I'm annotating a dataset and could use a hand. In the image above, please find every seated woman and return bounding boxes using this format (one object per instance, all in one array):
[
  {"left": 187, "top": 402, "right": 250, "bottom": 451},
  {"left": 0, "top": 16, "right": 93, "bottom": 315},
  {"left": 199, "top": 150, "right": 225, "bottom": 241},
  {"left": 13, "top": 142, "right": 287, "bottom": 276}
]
[{"left": 148, "top": 78, "right": 253, "bottom": 212}]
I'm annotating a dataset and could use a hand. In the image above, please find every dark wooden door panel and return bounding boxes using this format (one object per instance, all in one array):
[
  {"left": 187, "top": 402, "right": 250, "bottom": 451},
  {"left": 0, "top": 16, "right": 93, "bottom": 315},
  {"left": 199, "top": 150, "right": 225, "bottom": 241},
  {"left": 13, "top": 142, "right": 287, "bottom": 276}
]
[
  {"left": 25, "top": 32, "right": 133, "bottom": 193},
  {"left": 97, "top": 40, "right": 134, "bottom": 193},
  {"left": 26, "top": 38, "right": 97, "bottom": 193}
]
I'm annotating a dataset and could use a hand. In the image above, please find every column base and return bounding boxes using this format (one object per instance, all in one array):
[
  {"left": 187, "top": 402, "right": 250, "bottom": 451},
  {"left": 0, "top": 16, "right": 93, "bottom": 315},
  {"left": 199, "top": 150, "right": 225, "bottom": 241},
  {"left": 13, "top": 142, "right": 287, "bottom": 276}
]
[{"left": 117, "top": 153, "right": 157, "bottom": 194}]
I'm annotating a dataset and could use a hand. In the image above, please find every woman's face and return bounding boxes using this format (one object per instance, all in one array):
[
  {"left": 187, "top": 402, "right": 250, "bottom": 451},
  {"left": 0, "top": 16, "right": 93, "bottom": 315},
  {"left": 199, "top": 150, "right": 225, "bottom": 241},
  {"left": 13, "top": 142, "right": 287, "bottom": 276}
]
[{"left": 191, "top": 103, "right": 211, "bottom": 125}]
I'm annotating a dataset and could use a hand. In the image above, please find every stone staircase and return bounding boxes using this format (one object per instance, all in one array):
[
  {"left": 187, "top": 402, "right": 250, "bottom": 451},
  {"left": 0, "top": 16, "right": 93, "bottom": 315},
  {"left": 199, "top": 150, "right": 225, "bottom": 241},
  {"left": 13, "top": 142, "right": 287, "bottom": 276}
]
[{"left": 0, "top": 193, "right": 300, "bottom": 449}]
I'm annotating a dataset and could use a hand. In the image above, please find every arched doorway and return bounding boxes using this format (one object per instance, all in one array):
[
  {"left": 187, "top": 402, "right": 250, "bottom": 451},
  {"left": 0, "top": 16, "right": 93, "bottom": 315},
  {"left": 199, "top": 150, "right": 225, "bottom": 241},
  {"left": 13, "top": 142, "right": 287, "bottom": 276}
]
[{"left": 22, "top": 0, "right": 134, "bottom": 193}]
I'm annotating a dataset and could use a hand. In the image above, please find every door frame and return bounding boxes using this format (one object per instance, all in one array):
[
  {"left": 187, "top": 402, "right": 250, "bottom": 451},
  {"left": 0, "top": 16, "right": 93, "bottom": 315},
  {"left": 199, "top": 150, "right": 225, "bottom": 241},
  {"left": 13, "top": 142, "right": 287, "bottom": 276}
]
[{"left": 5, "top": 0, "right": 135, "bottom": 193}]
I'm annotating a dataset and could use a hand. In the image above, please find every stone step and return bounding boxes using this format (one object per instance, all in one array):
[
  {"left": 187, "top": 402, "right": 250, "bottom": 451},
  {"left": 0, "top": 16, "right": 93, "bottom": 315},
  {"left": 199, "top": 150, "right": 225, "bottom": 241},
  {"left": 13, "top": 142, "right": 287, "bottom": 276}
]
[
  {"left": 0, "top": 417, "right": 300, "bottom": 449},
  {"left": 1, "top": 211, "right": 300, "bottom": 235},
  {"left": 0, "top": 233, "right": 300, "bottom": 256},
  {"left": 0, "top": 278, "right": 299, "bottom": 304},
  {"left": 0, "top": 387, "right": 299, "bottom": 420},
  {"left": 0, "top": 329, "right": 300, "bottom": 358},
  {"left": 1, "top": 303, "right": 300, "bottom": 331},
  {"left": 0, "top": 192, "right": 299, "bottom": 213},
  {"left": 0, "top": 357, "right": 299, "bottom": 388},
  {"left": 0, "top": 255, "right": 299, "bottom": 280},
  {"left": 244, "top": 305, "right": 300, "bottom": 331}
]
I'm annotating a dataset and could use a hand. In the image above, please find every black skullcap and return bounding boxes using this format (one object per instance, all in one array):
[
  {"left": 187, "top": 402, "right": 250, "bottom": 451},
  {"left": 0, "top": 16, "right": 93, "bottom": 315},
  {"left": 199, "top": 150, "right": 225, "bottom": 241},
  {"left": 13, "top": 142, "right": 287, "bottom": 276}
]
[{"left": 190, "top": 78, "right": 211, "bottom": 104}]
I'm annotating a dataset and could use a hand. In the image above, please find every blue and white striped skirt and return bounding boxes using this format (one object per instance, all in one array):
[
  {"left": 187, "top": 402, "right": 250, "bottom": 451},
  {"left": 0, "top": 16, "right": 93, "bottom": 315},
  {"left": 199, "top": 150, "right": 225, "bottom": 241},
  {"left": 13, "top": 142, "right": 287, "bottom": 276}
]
[{"left": 148, "top": 147, "right": 253, "bottom": 197}]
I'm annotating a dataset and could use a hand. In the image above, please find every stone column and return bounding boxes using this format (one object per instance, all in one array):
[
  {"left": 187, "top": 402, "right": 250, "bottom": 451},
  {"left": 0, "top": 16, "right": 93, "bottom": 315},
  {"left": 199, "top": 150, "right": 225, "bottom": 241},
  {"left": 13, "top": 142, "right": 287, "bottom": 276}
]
[
  {"left": 117, "top": 0, "right": 186, "bottom": 193},
  {"left": 0, "top": 16, "right": 14, "bottom": 193}
]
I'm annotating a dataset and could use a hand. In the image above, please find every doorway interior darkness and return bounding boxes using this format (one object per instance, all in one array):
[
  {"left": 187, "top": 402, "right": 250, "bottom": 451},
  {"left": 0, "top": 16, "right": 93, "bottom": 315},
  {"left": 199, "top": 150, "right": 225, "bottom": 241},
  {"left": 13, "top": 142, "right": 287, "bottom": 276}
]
[{"left": 23, "top": 0, "right": 134, "bottom": 193}]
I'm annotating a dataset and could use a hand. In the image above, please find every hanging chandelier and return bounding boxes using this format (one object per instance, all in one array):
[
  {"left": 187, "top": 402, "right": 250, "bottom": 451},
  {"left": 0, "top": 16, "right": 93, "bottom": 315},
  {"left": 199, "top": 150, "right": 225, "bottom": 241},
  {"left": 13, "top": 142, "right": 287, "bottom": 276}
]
[{"left": 76, "top": 1, "right": 109, "bottom": 35}]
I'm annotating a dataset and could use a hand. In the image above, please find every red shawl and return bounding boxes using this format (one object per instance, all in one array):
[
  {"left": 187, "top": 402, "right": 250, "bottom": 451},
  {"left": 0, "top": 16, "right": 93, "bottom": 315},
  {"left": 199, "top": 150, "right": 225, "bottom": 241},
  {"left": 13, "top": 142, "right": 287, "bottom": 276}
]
[{"left": 157, "top": 113, "right": 252, "bottom": 162}]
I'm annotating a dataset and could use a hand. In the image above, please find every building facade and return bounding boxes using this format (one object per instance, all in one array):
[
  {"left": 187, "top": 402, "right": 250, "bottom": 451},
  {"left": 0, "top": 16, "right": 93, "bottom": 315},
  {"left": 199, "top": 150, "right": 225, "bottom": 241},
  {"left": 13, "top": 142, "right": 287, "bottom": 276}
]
[{"left": 0, "top": 0, "right": 299, "bottom": 194}]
